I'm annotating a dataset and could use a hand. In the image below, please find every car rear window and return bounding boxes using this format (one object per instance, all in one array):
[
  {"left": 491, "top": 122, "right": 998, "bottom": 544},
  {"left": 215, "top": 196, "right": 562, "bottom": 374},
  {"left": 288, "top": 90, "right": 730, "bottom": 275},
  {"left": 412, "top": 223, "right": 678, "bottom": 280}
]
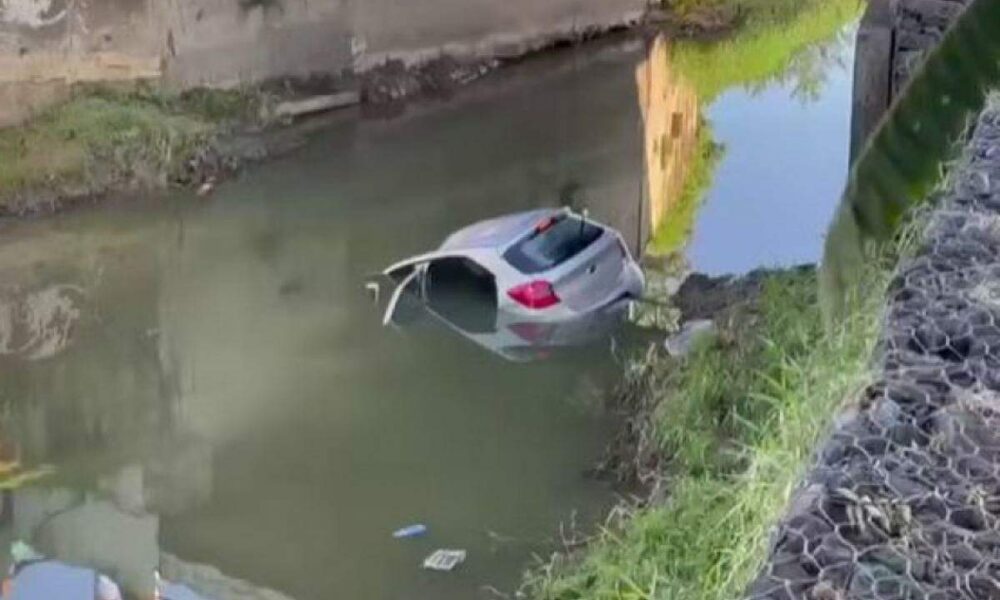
[{"left": 503, "top": 214, "right": 604, "bottom": 274}]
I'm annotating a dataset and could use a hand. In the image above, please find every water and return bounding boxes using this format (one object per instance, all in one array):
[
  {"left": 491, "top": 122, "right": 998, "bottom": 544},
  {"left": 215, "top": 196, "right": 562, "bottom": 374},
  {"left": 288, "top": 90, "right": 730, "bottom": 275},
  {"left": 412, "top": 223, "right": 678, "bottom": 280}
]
[
  {"left": 0, "top": 19, "right": 855, "bottom": 600},
  {"left": 687, "top": 29, "right": 856, "bottom": 275}
]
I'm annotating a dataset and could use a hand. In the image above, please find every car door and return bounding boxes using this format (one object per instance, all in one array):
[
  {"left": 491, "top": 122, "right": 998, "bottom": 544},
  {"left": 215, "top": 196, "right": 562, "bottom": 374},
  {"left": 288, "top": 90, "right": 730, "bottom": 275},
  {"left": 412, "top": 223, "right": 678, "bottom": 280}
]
[{"left": 379, "top": 252, "right": 499, "bottom": 332}]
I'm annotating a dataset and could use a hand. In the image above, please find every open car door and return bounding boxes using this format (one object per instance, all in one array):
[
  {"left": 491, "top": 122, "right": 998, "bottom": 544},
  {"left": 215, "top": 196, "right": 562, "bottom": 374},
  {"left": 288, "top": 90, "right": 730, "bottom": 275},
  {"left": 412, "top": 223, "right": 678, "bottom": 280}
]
[{"left": 376, "top": 251, "right": 499, "bottom": 334}]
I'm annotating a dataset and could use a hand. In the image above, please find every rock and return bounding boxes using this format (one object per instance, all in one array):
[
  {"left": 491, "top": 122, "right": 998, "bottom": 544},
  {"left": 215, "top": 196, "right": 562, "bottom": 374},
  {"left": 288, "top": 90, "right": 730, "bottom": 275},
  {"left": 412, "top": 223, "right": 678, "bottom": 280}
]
[{"left": 664, "top": 319, "right": 716, "bottom": 357}]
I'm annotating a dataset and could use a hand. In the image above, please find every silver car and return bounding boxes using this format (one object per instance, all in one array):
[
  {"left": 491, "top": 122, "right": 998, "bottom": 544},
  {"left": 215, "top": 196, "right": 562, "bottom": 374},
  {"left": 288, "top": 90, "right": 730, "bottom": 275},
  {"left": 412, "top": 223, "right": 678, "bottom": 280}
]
[{"left": 374, "top": 208, "right": 644, "bottom": 359}]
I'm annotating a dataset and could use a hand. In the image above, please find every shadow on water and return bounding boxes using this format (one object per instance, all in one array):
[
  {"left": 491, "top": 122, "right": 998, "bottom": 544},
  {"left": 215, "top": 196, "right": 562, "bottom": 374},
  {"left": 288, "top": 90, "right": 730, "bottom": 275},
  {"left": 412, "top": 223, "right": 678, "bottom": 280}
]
[{"left": 0, "top": 3, "right": 861, "bottom": 598}]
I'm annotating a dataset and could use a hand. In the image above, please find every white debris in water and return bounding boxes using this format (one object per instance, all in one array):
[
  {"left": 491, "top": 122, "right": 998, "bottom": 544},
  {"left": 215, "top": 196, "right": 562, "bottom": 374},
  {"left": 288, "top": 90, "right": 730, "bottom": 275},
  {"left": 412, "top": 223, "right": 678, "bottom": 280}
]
[
  {"left": 422, "top": 549, "right": 467, "bottom": 572},
  {"left": 0, "top": 300, "right": 13, "bottom": 354},
  {"left": 97, "top": 574, "right": 124, "bottom": 600},
  {"left": 0, "top": 0, "right": 69, "bottom": 28},
  {"left": 664, "top": 319, "right": 717, "bottom": 357}
]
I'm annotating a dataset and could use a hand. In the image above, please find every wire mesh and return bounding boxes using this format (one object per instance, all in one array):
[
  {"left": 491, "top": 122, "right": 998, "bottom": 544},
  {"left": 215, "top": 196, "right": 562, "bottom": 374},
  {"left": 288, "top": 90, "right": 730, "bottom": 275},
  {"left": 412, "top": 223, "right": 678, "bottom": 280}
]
[{"left": 746, "top": 103, "right": 1000, "bottom": 599}]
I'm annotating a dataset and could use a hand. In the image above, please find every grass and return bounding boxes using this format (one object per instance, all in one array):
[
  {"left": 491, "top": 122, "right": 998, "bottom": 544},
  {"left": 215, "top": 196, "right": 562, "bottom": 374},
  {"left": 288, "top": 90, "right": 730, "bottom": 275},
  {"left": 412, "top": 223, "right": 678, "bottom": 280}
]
[
  {"left": 647, "top": 124, "right": 724, "bottom": 256},
  {"left": 0, "top": 85, "right": 258, "bottom": 209},
  {"left": 527, "top": 252, "right": 908, "bottom": 598}
]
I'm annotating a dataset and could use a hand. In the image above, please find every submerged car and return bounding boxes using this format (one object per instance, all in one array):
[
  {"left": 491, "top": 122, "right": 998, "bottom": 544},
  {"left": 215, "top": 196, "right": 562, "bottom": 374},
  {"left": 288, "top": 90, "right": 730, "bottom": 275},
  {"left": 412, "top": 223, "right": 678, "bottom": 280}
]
[{"left": 373, "top": 207, "right": 644, "bottom": 360}]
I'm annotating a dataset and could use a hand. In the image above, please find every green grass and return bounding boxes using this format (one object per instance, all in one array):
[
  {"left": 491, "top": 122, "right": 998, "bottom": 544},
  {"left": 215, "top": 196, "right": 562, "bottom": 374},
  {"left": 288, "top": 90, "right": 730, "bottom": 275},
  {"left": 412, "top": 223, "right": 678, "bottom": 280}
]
[
  {"left": 0, "top": 86, "right": 257, "bottom": 208},
  {"left": 647, "top": 125, "right": 724, "bottom": 256},
  {"left": 527, "top": 255, "right": 902, "bottom": 599}
]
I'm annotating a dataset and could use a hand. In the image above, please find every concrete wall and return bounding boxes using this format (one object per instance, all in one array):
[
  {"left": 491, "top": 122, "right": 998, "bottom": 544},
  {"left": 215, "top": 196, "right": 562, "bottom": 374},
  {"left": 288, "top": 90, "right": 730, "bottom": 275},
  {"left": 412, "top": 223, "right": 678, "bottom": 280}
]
[{"left": 0, "top": 0, "right": 646, "bottom": 127}]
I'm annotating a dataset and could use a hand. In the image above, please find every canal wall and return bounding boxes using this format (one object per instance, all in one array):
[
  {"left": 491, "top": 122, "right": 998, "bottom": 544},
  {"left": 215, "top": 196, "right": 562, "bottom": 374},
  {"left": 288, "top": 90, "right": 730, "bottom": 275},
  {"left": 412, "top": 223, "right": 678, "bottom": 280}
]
[
  {"left": 747, "top": 96, "right": 1000, "bottom": 599},
  {"left": 849, "top": 0, "right": 972, "bottom": 162},
  {"left": 0, "top": 0, "right": 645, "bottom": 128}
]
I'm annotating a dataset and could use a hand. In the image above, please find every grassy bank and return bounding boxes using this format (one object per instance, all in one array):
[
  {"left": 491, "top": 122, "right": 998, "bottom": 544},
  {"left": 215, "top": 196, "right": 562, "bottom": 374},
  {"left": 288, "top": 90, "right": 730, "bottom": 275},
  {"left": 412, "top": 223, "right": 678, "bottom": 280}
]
[
  {"left": 527, "top": 251, "right": 908, "bottom": 598},
  {"left": 0, "top": 86, "right": 257, "bottom": 214}
]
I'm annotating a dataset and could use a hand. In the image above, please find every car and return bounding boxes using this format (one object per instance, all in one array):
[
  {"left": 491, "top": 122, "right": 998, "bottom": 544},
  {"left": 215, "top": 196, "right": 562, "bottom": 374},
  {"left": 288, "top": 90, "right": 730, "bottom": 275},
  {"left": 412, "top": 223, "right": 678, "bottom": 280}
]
[{"left": 372, "top": 207, "right": 645, "bottom": 360}]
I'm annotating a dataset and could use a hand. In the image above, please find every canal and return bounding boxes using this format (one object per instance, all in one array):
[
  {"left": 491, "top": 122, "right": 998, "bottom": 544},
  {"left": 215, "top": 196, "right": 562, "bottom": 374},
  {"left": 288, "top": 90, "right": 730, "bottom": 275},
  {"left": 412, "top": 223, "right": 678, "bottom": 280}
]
[{"left": 0, "top": 9, "right": 856, "bottom": 600}]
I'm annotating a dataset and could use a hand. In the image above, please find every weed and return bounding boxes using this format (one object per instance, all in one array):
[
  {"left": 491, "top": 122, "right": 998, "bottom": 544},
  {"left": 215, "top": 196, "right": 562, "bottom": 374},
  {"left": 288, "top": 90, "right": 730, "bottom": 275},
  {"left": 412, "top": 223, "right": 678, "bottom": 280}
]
[
  {"left": 526, "top": 263, "right": 898, "bottom": 599},
  {"left": 0, "top": 85, "right": 256, "bottom": 210}
]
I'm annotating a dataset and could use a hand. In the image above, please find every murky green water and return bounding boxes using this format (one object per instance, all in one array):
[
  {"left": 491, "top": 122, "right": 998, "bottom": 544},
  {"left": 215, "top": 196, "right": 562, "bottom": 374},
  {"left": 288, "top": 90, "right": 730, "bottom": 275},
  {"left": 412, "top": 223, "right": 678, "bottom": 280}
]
[{"left": 0, "top": 18, "right": 856, "bottom": 600}]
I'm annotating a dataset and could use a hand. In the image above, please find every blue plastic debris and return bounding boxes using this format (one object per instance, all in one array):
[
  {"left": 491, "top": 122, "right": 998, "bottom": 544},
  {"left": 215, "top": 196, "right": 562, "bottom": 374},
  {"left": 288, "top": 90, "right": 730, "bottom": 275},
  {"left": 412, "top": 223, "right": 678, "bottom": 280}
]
[{"left": 392, "top": 524, "right": 428, "bottom": 539}]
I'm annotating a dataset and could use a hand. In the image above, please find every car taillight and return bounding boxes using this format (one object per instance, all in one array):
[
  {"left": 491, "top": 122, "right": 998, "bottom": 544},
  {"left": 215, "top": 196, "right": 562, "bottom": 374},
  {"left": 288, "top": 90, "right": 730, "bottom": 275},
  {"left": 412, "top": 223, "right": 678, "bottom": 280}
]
[
  {"left": 508, "top": 321, "right": 556, "bottom": 343},
  {"left": 507, "top": 280, "right": 560, "bottom": 309}
]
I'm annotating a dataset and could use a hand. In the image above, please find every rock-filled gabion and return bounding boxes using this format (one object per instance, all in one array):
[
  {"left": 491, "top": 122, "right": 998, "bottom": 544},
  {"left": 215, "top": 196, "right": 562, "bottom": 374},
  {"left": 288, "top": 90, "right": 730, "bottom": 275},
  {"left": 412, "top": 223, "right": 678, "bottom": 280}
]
[
  {"left": 747, "top": 102, "right": 1000, "bottom": 599},
  {"left": 892, "top": 0, "right": 972, "bottom": 100}
]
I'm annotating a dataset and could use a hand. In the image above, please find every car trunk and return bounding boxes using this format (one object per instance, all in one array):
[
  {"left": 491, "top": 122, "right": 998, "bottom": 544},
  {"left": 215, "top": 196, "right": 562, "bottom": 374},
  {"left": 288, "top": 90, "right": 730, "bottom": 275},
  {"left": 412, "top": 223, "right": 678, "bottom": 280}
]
[{"left": 551, "top": 234, "right": 626, "bottom": 312}]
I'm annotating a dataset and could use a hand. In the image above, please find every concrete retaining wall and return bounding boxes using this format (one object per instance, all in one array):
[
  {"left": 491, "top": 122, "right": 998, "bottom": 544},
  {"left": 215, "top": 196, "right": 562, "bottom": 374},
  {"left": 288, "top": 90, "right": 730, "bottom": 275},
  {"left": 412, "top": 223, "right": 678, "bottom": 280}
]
[{"left": 0, "top": 0, "right": 646, "bottom": 127}]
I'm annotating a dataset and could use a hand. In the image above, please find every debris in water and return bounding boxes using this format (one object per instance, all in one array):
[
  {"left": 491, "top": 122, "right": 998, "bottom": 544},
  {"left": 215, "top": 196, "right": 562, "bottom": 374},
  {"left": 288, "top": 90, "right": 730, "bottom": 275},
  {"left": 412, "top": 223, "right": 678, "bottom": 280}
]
[
  {"left": 10, "top": 540, "right": 42, "bottom": 563},
  {"left": 422, "top": 549, "right": 467, "bottom": 571},
  {"left": 97, "top": 574, "right": 123, "bottom": 600},
  {"left": 197, "top": 178, "right": 216, "bottom": 197},
  {"left": 392, "top": 523, "right": 428, "bottom": 539},
  {"left": 664, "top": 319, "right": 717, "bottom": 357},
  {"left": 365, "top": 281, "right": 381, "bottom": 303}
]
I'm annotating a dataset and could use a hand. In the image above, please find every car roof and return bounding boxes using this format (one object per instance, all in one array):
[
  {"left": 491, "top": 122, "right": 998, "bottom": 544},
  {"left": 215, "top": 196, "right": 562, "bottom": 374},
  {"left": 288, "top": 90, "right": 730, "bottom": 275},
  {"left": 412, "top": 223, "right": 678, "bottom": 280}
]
[{"left": 438, "top": 208, "right": 563, "bottom": 253}]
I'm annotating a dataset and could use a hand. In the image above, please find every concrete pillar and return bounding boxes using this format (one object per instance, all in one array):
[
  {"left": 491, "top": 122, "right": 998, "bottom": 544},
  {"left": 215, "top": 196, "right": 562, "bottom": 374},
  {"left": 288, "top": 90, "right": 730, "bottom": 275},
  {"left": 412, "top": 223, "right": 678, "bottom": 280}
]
[{"left": 849, "top": 0, "right": 894, "bottom": 164}]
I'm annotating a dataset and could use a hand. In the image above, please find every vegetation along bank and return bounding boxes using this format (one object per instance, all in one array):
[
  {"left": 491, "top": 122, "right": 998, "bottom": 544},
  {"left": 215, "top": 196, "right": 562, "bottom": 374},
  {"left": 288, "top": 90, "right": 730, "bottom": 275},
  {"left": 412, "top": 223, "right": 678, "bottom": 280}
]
[{"left": 527, "top": 0, "right": 1000, "bottom": 597}]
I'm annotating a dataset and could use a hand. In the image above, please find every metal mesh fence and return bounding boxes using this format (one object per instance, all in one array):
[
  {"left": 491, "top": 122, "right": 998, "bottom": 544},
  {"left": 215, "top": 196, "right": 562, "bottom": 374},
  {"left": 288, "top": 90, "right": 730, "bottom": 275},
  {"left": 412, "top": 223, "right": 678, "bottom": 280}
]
[{"left": 746, "top": 103, "right": 1000, "bottom": 599}]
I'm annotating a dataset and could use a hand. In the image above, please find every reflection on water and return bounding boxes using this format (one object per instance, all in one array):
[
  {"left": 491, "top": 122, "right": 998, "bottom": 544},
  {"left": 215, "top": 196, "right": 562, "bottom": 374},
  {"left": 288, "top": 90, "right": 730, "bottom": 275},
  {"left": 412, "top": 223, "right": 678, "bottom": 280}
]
[
  {"left": 0, "top": 7, "right": 862, "bottom": 599},
  {"left": 639, "top": 1, "right": 860, "bottom": 274},
  {"left": 0, "top": 284, "right": 83, "bottom": 361},
  {"left": 636, "top": 36, "right": 700, "bottom": 246}
]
